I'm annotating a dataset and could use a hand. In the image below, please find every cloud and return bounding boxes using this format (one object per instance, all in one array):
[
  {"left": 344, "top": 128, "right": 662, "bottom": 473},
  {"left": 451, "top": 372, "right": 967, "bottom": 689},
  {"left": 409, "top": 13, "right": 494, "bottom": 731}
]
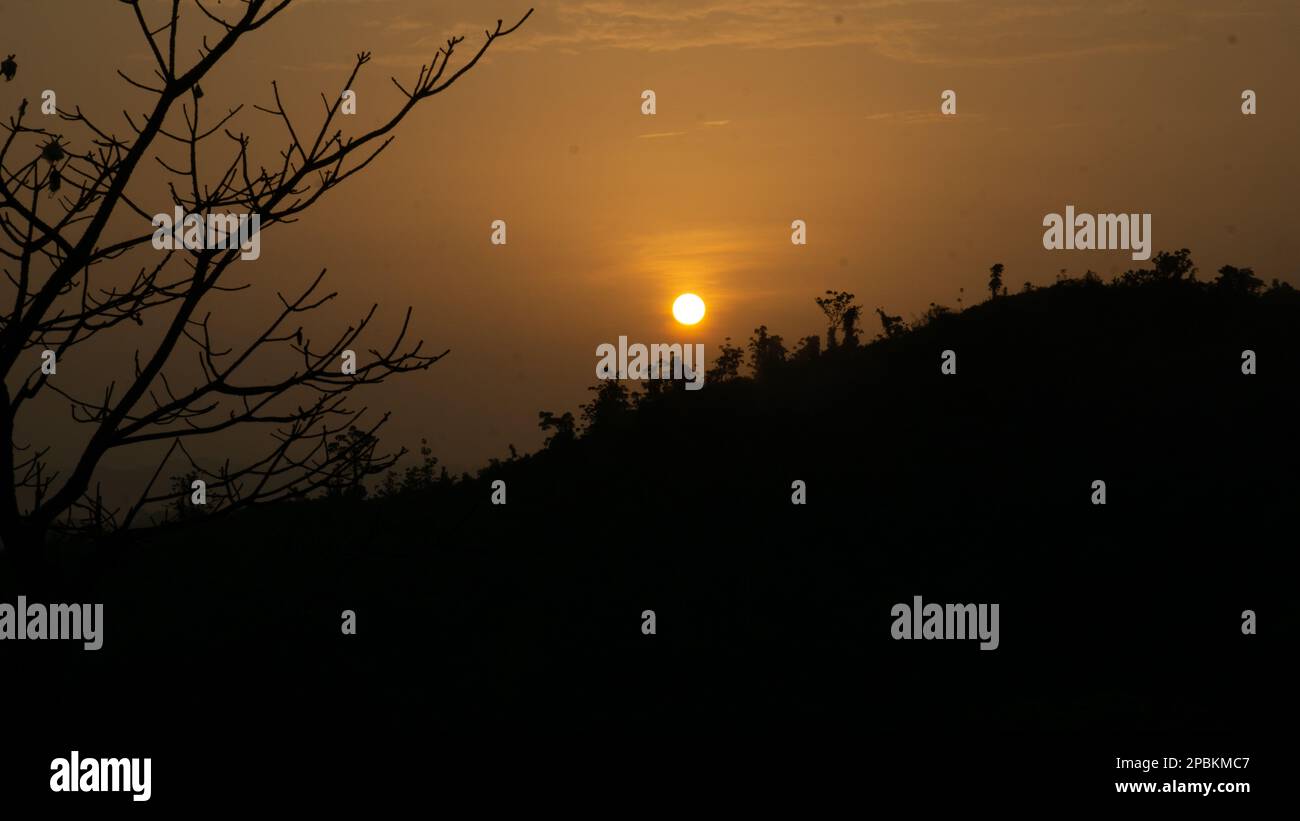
[
  {"left": 638, "top": 131, "right": 687, "bottom": 139},
  {"left": 863, "top": 109, "right": 984, "bottom": 125}
]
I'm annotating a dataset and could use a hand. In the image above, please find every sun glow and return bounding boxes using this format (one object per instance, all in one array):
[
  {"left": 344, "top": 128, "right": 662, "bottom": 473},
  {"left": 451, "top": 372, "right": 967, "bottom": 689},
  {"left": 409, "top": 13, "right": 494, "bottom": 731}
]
[{"left": 672, "top": 293, "right": 706, "bottom": 325}]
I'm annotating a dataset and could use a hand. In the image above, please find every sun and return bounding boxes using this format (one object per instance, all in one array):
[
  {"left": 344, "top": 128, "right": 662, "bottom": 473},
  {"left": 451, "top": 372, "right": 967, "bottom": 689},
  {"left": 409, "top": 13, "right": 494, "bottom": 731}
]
[{"left": 672, "top": 293, "right": 706, "bottom": 325}]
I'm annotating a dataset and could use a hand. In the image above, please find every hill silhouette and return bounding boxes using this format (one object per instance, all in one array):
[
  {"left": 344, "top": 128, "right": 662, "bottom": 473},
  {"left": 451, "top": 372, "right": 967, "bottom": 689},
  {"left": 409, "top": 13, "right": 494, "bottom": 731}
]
[{"left": 3, "top": 252, "right": 1293, "bottom": 795}]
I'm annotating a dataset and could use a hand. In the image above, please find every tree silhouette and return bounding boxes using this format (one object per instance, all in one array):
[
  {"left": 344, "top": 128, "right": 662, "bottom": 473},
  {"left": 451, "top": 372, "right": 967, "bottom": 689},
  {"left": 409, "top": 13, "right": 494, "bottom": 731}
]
[
  {"left": 0, "top": 1, "right": 533, "bottom": 556},
  {"left": 746, "top": 325, "right": 787, "bottom": 380},
  {"left": 815, "top": 290, "right": 862, "bottom": 349},
  {"left": 790, "top": 334, "right": 821, "bottom": 363},
  {"left": 378, "top": 437, "right": 443, "bottom": 496},
  {"left": 1118, "top": 248, "right": 1197, "bottom": 285},
  {"left": 988, "top": 263, "right": 1004, "bottom": 299},
  {"left": 1215, "top": 264, "right": 1263, "bottom": 295},
  {"left": 580, "top": 381, "right": 631, "bottom": 432},
  {"left": 875, "top": 307, "right": 906, "bottom": 339},
  {"left": 537, "top": 410, "right": 576, "bottom": 449},
  {"left": 842, "top": 305, "right": 861, "bottom": 347},
  {"left": 324, "top": 426, "right": 383, "bottom": 500},
  {"left": 920, "top": 302, "right": 953, "bottom": 325},
  {"left": 705, "top": 336, "right": 744, "bottom": 382}
]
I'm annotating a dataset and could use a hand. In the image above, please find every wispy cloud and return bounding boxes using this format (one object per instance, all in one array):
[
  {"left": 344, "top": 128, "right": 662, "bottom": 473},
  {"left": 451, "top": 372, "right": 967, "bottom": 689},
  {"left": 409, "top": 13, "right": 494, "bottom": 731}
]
[
  {"left": 638, "top": 131, "right": 687, "bottom": 139},
  {"left": 864, "top": 109, "right": 983, "bottom": 125}
]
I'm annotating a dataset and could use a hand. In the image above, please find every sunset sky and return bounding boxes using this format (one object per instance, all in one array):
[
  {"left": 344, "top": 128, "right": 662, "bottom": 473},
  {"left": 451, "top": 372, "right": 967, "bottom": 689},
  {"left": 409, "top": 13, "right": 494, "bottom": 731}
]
[{"left": 5, "top": 0, "right": 1299, "bottom": 490}]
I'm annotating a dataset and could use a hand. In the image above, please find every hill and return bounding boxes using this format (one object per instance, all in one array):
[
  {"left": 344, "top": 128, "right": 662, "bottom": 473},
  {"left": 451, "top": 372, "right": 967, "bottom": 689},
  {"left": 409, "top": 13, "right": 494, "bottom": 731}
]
[{"left": 3, "top": 255, "right": 1294, "bottom": 793}]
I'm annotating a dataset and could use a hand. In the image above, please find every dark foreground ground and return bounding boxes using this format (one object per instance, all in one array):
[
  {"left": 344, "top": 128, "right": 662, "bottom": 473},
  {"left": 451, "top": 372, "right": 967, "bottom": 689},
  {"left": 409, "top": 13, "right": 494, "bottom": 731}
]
[{"left": 1, "top": 275, "right": 1294, "bottom": 806}]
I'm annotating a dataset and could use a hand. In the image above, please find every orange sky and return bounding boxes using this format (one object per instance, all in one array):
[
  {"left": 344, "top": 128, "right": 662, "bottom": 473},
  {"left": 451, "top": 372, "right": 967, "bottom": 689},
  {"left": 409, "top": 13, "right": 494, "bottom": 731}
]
[{"left": 4, "top": 0, "right": 1299, "bottom": 493}]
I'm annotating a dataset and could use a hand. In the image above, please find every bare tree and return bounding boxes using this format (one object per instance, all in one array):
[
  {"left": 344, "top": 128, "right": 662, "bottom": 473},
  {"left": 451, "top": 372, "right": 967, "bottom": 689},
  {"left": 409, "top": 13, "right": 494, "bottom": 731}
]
[{"left": 0, "top": 1, "right": 533, "bottom": 557}]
